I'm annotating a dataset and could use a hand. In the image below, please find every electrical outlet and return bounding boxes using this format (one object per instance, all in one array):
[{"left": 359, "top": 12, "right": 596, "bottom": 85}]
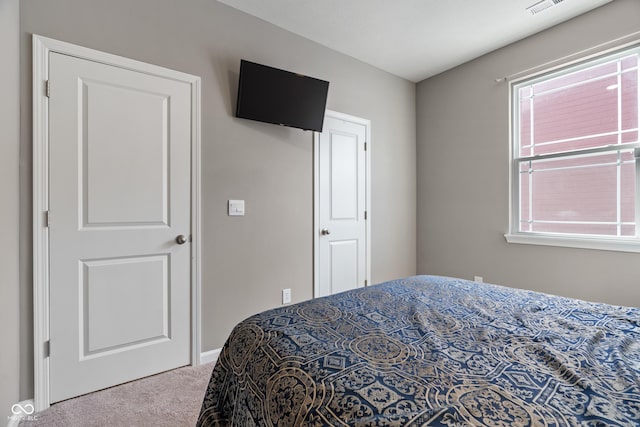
[
  {"left": 282, "top": 288, "right": 291, "bottom": 304},
  {"left": 474, "top": 276, "right": 483, "bottom": 283}
]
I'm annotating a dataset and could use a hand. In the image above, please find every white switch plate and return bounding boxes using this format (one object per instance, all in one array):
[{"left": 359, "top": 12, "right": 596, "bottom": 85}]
[
  {"left": 282, "top": 288, "right": 291, "bottom": 304},
  {"left": 228, "top": 200, "right": 245, "bottom": 216}
]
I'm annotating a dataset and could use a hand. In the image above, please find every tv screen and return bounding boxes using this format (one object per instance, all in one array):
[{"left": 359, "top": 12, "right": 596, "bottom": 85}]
[{"left": 236, "top": 60, "right": 329, "bottom": 132}]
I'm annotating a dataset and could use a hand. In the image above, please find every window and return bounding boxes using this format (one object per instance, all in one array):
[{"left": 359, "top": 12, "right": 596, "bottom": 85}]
[{"left": 507, "top": 45, "right": 640, "bottom": 252}]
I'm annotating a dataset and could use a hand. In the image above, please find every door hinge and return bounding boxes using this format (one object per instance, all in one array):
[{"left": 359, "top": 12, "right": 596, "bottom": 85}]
[
  {"left": 364, "top": 211, "right": 367, "bottom": 220},
  {"left": 365, "top": 280, "right": 368, "bottom": 286},
  {"left": 364, "top": 142, "right": 367, "bottom": 151},
  {"left": 45, "top": 80, "right": 50, "bottom": 98},
  {"left": 44, "top": 340, "right": 50, "bottom": 358},
  {"left": 44, "top": 211, "right": 50, "bottom": 227}
]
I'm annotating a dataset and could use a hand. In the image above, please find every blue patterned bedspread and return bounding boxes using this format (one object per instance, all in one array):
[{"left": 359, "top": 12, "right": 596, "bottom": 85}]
[{"left": 197, "top": 275, "right": 640, "bottom": 426}]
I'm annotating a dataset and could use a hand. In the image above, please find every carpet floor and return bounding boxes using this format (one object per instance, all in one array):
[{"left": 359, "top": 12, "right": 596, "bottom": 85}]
[{"left": 20, "top": 363, "right": 214, "bottom": 427}]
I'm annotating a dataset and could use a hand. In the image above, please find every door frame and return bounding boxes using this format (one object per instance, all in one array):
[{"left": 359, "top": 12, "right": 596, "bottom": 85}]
[
  {"left": 313, "top": 110, "right": 371, "bottom": 298},
  {"left": 32, "top": 35, "right": 202, "bottom": 411}
]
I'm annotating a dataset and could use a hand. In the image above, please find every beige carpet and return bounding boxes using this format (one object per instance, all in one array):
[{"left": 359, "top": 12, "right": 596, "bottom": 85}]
[{"left": 21, "top": 363, "right": 214, "bottom": 427}]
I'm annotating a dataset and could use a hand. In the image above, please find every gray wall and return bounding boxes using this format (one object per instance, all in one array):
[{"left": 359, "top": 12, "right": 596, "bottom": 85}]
[
  {"left": 417, "top": 0, "right": 640, "bottom": 307},
  {"left": 11, "top": 0, "right": 416, "bottom": 401},
  {"left": 0, "top": 0, "right": 21, "bottom": 418}
]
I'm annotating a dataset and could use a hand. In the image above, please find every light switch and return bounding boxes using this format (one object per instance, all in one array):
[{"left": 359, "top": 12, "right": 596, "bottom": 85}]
[{"left": 228, "top": 200, "right": 245, "bottom": 216}]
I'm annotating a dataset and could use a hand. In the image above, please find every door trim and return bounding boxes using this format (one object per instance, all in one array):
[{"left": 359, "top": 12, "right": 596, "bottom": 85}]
[
  {"left": 313, "top": 110, "right": 371, "bottom": 298},
  {"left": 32, "top": 35, "right": 202, "bottom": 411}
]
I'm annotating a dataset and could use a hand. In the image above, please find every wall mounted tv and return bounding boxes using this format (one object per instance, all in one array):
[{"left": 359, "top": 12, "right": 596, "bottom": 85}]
[{"left": 236, "top": 60, "right": 330, "bottom": 132}]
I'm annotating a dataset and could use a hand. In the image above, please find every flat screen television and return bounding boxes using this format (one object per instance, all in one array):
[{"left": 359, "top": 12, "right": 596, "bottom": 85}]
[{"left": 235, "top": 60, "right": 330, "bottom": 132}]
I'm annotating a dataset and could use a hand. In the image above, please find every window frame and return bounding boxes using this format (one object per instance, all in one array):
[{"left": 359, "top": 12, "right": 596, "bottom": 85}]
[{"left": 505, "top": 43, "right": 640, "bottom": 253}]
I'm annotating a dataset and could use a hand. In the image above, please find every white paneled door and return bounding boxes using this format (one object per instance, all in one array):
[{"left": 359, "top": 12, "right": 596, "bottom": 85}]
[
  {"left": 47, "top": 51, "right": 193, "bottom": 403},
  {"left": 316, "top": 113, "right": 369, "bottom": 297}
]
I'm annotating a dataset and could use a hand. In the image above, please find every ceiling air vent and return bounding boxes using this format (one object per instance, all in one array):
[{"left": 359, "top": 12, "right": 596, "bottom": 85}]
[{"left": 527, "top": 0, "right": 564, "bottom": 15}]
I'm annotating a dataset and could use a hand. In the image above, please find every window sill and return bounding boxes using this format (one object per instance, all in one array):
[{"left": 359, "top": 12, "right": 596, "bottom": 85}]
[{"left": 504, "top": 233, "right": 640, "bottom": 253}]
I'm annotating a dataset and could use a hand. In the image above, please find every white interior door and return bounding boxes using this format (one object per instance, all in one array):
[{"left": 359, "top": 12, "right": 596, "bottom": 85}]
[
  {"left": 316, "top": 113, "right": 369, "bottom": 297},
  {"left": 48, "top": 51, "right": 193, "bottom": 402}
]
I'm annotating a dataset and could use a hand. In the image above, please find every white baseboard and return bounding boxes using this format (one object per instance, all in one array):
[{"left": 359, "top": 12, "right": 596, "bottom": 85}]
[
  {"left": 199, "top": 348, "right": 222, "bottom": 365},
  {"left": 6, "top": 399, "right": 36, "bottom": 427}
]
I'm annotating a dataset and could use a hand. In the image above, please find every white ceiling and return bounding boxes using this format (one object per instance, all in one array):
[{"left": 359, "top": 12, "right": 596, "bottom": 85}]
[{"left": 218, "top": 0, "right": 613, "bottom": 82}]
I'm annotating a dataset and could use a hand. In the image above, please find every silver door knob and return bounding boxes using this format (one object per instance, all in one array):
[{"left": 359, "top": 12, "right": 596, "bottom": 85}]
[
  {"left": 321, "top": 228, "right": 331, "bottom": 235},
  {"left": 176, "top": 235, "right": 188, "bottom": 245}
]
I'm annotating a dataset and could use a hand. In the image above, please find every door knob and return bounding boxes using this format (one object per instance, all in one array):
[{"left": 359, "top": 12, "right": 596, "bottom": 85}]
[
  {"left": 176, "top": 234, "right": 188, "bottom": 245},
  {"left": 321, "top": 228, "right": 331, "bottom": 235}
]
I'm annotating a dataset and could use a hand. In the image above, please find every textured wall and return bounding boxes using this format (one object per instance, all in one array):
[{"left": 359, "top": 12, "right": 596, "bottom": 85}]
[
  {"left": 0, "top": 0, "right": 21, "bottom": 418},
  {"left": 417, "top": 0, "right": 640, "bottom": 306}
]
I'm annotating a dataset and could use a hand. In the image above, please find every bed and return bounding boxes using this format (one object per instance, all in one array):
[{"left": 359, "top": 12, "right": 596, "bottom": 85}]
[{"left": 197, "top": 275, "right": 640, "bottom": 426}]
